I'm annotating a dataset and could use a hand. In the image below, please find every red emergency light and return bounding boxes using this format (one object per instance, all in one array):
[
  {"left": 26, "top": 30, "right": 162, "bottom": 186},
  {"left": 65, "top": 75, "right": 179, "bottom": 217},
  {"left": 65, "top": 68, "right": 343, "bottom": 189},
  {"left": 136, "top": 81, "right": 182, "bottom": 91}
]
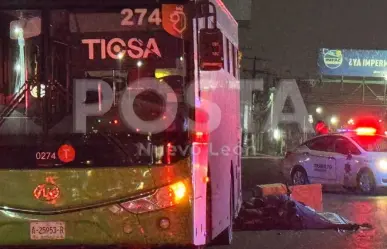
[
  {"left": 352, "top": 116, "right": 383, "bottom": 135},
  {"left": 355, "top": 127, "right": 376, "bottom": 136}
]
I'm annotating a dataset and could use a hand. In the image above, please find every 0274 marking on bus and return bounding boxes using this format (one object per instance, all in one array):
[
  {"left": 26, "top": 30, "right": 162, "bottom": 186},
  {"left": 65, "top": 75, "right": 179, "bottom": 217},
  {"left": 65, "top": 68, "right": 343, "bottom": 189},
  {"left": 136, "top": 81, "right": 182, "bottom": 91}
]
[{"left": 35, "top": 152, "right": 56, "bottom": 160}]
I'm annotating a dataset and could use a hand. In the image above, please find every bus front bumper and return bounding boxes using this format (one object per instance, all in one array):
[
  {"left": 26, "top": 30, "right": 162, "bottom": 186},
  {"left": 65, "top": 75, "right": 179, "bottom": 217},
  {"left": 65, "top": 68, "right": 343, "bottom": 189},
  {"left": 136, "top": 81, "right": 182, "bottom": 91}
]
[{"left": 0, "top": 203, "right": 193, "bottom": 247}]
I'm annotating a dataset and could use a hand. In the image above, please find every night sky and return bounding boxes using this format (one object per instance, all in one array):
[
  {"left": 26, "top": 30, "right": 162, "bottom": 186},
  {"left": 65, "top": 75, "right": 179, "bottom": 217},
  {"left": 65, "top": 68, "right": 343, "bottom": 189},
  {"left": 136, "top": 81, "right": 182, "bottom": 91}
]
[{"left": 229, "top": 0, "right": 387, "bottom": 78}]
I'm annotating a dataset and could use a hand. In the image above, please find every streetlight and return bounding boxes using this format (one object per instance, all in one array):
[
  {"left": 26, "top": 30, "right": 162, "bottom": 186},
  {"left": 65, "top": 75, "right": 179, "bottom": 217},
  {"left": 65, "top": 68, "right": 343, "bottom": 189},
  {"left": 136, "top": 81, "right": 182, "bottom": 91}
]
[
  {"left": 316, "top": 107, "right": 322, "bottom": 114},
  {"left": 13, "top": 27, "right": 22, "bottom": 35},
  {"left": 14, "top": 63, "right": 21, "bottom": 72},
  {"left": 308, "top": 115, "right": 313, "bottom": 124},
  {"left": 137, "top": 60, "right": 143, "bottom": 68},
  {"left": 330, "top": 116, "right": 338, "bottom": 125},
  {"left": 117, "top": 52, "right": 125, "bottom": 60},
  {"left": 273, "top": 128, "right": 281, "bottom": 141},
  {"left": 30, "top": 84, "right": 46, "bottom": 98},
  {"left": 348, "top": 118, "right": 354, "bottom": 125}
]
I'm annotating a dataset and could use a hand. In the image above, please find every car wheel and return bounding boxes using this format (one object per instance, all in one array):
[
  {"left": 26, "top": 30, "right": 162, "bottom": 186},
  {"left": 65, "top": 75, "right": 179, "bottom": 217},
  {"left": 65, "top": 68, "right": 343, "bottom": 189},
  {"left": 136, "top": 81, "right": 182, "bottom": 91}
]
[
  {"left": 291, "top": 168, "right": 308, "bottom": 185},
  {"left": 357, "top": 169, "right": 376, "bottom": 194}
]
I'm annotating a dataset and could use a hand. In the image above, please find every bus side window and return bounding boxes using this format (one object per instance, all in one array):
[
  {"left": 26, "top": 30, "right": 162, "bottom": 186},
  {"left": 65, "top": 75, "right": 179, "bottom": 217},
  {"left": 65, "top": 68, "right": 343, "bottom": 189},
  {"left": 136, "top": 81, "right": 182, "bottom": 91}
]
[
  {"left": 232, "top": 44, "right": 236, "bottom": 77},
  {"left": 226, "top": 38, "right": 230, "bottom": 73},
  {"left": 222, "top": 34, "right": 227, "bottom": 70}
]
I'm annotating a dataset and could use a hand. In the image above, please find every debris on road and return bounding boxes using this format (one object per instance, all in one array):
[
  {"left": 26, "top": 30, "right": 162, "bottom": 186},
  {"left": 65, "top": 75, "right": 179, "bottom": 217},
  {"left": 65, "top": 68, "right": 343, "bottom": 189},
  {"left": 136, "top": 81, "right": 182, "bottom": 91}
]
[
  {"left": 253, "top": 183, "right": 323, "bottom": 211},
  {"left": 235, "top": 184, "right": 372, "bottom": 232}
]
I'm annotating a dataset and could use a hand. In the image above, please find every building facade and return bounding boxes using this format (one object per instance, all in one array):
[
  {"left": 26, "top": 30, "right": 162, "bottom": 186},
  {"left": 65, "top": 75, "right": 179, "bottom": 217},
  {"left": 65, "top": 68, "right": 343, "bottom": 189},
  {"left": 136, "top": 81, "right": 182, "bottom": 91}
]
[{"left": 224, "top": 0, "right": 387, "bottom": 156}]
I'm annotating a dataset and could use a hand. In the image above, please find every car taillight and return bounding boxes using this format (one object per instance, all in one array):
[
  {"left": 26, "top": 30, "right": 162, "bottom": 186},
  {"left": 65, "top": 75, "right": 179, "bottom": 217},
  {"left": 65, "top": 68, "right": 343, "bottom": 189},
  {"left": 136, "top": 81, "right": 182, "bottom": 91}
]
[{"left": 120, "top": 181, "right": 187, "bottom": 214}]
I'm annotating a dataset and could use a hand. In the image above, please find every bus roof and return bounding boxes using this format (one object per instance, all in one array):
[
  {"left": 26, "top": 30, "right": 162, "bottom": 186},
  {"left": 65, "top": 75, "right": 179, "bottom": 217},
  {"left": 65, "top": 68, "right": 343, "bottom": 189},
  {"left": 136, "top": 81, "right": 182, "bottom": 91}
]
[
  {"left": 0, "top": 0, "right": 190, "bottom": 9},
  {"left": 212, "top": 0, "right": 238, "bottom": 26}
]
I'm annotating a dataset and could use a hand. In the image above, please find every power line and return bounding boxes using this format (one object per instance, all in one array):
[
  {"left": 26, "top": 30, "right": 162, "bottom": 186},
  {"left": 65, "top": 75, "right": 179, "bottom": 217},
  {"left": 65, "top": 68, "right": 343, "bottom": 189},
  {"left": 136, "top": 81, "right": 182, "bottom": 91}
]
[
  {"left": 243, "top": 56, "right": 270, "bottom": 62},
  {"left": 242, "top": 56, "right": 274, "bottom": 78}
]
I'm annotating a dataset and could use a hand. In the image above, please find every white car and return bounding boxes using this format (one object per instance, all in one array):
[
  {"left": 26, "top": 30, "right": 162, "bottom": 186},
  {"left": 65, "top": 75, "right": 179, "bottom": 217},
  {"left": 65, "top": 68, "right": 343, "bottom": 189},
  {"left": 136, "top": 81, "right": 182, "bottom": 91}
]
[{"left": 282, "top": 128, "right": 387, "bottom": 194}]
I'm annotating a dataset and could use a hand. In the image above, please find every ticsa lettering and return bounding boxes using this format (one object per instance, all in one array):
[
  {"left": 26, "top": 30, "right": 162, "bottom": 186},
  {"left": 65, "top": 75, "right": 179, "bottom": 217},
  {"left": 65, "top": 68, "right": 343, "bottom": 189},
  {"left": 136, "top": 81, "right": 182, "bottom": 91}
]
[{"left": 82, "top": 38, "right": 162, "bottom": 60}]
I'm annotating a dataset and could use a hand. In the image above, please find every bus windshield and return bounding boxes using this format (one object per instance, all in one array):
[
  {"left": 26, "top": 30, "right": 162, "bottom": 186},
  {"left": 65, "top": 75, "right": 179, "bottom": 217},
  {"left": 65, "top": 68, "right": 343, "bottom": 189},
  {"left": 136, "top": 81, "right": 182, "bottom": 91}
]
[{"left": 0, "top": 7, "right": 191, "bottom": 168}]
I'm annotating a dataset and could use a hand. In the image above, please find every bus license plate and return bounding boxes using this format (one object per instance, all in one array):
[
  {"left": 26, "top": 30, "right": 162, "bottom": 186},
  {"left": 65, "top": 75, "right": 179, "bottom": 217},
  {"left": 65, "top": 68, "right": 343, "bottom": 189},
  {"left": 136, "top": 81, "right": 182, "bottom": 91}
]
[{"left": 30, "top": 222, "right": 65, "bottom": 240}]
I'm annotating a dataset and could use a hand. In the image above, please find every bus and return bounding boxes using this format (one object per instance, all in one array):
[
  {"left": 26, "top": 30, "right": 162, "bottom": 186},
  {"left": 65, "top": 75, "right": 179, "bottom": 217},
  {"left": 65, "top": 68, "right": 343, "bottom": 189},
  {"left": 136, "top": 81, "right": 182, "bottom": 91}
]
[{"left": 0, "top": 0, "right": 241, "bottom": 247}]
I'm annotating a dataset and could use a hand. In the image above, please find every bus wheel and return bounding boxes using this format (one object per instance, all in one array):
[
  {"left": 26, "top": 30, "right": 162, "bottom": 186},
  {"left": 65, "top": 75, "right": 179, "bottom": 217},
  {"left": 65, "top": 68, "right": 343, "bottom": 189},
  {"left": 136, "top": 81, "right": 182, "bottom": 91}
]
[{"left": 213, "top": 180, "right": 233, "bottom": 245}]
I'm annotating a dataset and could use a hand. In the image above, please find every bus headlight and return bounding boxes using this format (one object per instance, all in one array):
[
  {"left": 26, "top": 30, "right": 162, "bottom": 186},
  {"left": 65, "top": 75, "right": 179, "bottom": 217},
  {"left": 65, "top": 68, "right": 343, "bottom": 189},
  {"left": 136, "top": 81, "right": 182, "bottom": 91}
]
[
  {"left": 378, "top": 160, "right": 387, "bottom": 171},
  {"left": 120, "top": 181, "right": 187, "bottom": 214}
]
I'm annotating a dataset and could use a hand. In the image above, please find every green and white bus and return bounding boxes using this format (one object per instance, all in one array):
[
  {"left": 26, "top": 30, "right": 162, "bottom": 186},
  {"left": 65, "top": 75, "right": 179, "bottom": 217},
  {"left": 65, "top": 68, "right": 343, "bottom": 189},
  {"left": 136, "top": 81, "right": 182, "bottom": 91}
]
[{"left": 0, "top": 0, "right": 241, "bottom": 247}]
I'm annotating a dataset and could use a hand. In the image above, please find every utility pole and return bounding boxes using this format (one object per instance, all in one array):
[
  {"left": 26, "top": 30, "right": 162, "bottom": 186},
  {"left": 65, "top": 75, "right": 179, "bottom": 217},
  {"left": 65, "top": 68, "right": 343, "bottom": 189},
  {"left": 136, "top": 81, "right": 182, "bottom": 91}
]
[
  {"left": 243, "top": 56, "right": 272, "bottom": 78},
  {"left": 242, "top": 56, "right": 273, "bottom": 153},
  {"left": 252, "top": 56, "right": 257, "bottom": 79}
]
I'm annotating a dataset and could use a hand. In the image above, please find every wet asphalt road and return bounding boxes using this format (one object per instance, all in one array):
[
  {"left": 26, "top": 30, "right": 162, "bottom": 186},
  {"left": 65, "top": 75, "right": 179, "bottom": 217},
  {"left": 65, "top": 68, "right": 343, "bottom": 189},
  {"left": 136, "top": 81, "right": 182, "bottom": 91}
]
[{"left": 212, "top": 158, "right": 387, "bottom": 249}]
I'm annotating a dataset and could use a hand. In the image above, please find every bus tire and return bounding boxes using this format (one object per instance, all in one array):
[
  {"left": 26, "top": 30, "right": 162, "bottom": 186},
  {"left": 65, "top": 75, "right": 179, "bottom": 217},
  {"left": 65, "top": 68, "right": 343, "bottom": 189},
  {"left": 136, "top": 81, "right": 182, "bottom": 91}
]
[{"left": 213, "top": 175, "right": 234, "bottom": 245}]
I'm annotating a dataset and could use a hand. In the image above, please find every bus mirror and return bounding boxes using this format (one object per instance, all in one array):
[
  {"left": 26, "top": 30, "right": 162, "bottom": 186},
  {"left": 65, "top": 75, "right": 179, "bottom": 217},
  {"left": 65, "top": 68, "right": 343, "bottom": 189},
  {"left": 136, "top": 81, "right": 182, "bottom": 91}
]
[
  {"left": 199, "top": 28, "right": 223, "bottom": 71},
  {"left": 10, "top": 17, "right": 41, "bottom": 40}
]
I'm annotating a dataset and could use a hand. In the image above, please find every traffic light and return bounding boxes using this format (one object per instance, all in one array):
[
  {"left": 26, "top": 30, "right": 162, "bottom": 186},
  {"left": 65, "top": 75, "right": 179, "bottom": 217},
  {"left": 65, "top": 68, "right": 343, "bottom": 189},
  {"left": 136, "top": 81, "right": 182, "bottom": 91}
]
[{"left": 199, "top": 28, "right": 223, "bottom": 71}]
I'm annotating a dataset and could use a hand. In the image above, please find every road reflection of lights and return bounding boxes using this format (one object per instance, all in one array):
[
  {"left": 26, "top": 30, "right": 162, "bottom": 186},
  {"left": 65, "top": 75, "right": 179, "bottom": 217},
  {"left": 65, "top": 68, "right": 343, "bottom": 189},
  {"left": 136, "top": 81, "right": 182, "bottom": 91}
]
[
  {"left": 348, "top": 201, "right": 377, "bottom": 249},
  {"left": 376, "top": 198, "right": 387, "bottom": 235},
  {"left": 350, "top": 201, "right": 375, "bottom": 217}
]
